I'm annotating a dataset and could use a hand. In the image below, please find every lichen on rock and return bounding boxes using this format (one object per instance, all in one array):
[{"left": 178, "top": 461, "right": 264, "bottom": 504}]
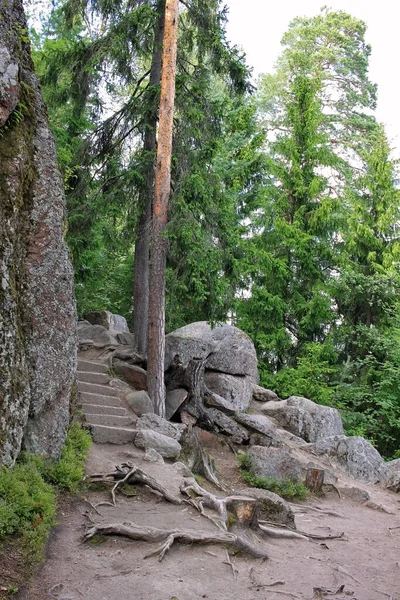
[{"left": 0, "top": 0, "right": 76, "bottom": 466}]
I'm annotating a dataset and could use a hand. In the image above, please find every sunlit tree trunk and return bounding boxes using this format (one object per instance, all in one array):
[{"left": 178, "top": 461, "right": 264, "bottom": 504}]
[
  {"left": 147, "top": 0, "right": 179, "bottom": 416},
  {"left": 133, "top": 0, "right": 165, "bottom": 356}
]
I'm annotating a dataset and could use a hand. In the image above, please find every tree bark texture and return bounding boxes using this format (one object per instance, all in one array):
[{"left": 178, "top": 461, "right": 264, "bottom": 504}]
[
  {"left": 133, "top": 0, "right": 165, "bottom": 356},
  {"left": 0, "top": 0, "right": 77, "bottom": 466},
  {"left": 147, "top": 0, "right": 179, "bottom": 417}
]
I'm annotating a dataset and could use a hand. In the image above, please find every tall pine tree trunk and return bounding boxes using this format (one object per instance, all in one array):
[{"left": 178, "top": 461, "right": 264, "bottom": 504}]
[
  {"left": 147, "top": 0, "right": 179, "bottom": 416},
  {"left": 133, "top": 0, "right": 165, "bottom": 356}
]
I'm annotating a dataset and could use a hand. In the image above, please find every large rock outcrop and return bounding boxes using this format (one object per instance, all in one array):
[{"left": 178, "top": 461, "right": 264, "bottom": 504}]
[
  {"left": 261, "top": 396, "right": 344, "bottom": 443},
  {"left": 165, "top": 321, "right": 259, "bottom": 383},
  {"left": 314, "top": 435, "right": 388, "bottom": 484},
  {"left": 0, "top": 0, "right": 76, "bottom": 466}
]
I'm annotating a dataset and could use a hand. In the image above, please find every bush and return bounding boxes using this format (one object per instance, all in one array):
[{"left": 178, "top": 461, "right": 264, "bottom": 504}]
[
  {"left": 0, "top": 423, "right": 91, "bottom": 566},
  {"left": 0, "top": 459, "right": 56, "bottom": 557},
  {"left": 45, "top": 423, "right": 92, "bottom": 492}
]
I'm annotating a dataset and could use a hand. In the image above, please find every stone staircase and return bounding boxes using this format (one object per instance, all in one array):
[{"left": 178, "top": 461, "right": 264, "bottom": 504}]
[{"left": 77, "top": 358, "right": 137, "bottom": 444}]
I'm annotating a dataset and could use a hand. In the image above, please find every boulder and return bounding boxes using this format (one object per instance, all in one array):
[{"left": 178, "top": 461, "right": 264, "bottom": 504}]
[
  {"left": 84, "top": 310, "right": 130, "bottom": 333},
  {"left": 166, "top": 388, "right": 188, "bottom": 420},
  {"left": 78, "top": 324, "right": 118, "bottom": 347},
  {"left": 134, "top": 430, "right": 181, "bottom": 459},
  {"left": 204, "top": 372, "right": 252, "bottom": 412},
  {"left": 165, "top": 321, "right": 259, "bottom": 383},
  {"left": 205, "top": 324, "right": 259, "bottom": 383},
  {"left": 113, "top": 360, "right": 147, "bottom": 391},
  {"left": 206, "top": 409, "right": 249, "bottom": 444},
  {"left": 126, "top": 391, "right": 153, "bottom": 416},
  {"left": 111, "top": 346, "right": 145, "bottom": 366},
  {"left": 116, "top": 332, "right": 136, "bottom": 345},
  {"left": 136, "top": 413, "right": 186, "bottom": 441},
  {"left": 261, "top": 396, "right": 344, "bottom": 443},
  {"left": 165, "top": 322, "right": 216, "bottom": 370},
  {"left": 314, "top": 435, "right": 388, "bottom": 484},
  {"left": 385, "top": 458, "right": 400, "bottom": 492},
  {"left": 243, "top": 487, "right": 296, "bottom": 527},
  {"left": 247, "top": 446, "right": 302, "bottom": 481},
  {"left": 235, "top": 413, "right": 278, "bottom": 441},
  {"left": 252, "top": 385, "right": 279, "bottom": 402}
]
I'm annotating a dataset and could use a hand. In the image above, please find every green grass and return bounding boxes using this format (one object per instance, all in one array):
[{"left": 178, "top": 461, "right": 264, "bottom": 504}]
[{"left": 237, "top": 453, "right": 308, "bottom": 500}]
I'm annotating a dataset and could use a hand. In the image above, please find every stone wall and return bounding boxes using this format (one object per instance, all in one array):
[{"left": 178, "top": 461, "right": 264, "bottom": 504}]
[{"left": 0, "top": 0, "right": 77, "bottom": 466}]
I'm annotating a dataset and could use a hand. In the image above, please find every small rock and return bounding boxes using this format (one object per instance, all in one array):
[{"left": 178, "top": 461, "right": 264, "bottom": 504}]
[
  {"left": 173, "top": 462, "right": 194, "bottom": 478},
  {"left": 136, "top": 413, "right": 186, "bottom": 441},
  {"left": 143, "top": 448, "right": 164, "bottom": 463},
  {"left": 134, "top": 430, "right": 181, "bottom": 459},
  {"left": 126, "top": 390, "right": 154, "bottom": 416},
  {"left": 252, "top": 385, "right": 279, "bottom": 402}
]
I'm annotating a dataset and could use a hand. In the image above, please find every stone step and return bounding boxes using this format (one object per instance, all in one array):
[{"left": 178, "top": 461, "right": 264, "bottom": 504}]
[
  {"left": 90, "top": 424, "right": 137, "bottom": 444},
  {"left": 77, "top": 381, "right": 118, "bottom": 397},
  {"left": 85, "top": 414, "right": 134, "bottom": 427},
  {"left": 78, "top": 359, "right": 109, "bottom": 374},
  {"left": 81, "top": 403, "right": 128, "bottom": 416},
  {"left": 79, "top": 391, "right": 121, "bottom": 407},
  {"left": 78, "top": 370, "right": 110, "bottom": 385}
]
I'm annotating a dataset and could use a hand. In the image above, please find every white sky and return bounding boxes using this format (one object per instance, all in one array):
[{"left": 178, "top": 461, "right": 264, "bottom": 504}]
[{"left": 224, "top": 0, "right": 400, "bottom": 155}]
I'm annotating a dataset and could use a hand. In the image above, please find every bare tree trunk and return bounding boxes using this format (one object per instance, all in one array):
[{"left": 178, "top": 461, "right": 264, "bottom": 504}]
[
  {"left": 133, "top": 1, "right": 165, "bottom": 355},
  {"left": 147, "top": 0, "right": 179, "bottom": 417}
]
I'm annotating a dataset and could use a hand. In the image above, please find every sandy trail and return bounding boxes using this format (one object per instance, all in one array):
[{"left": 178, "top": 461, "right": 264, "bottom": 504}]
[{"left": 19, "top": 441, "right": 400, "bottom": 600}]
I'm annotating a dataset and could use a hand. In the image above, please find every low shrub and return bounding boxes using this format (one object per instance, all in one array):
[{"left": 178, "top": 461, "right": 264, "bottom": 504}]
[{"left": 0, "top": 423, "right": 91, "bottom": 572}]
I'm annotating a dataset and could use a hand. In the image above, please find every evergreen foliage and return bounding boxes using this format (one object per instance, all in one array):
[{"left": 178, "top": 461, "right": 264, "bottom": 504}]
[{"left": 30, "top": 5, "right": 400, "bottom": 458}]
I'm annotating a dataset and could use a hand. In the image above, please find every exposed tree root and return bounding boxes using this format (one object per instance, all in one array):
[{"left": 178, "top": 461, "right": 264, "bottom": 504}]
[
  {"left": 181, "top": 478, "right": 258, "bottom": 531},
  {"left": 88, "top": 463, "right": 182, "bottom": 506},
  {"left": 180, "top": 427, "right": 226, "bottom": 490},
  {"left": 258, "top": 521, "right": 345, "bottom": 541},
  {"left": 289, "top": 503, "right": 344, "bottom": 518},
  {"left": 83, "top": 522, "right": 269, "bottom": 561}
]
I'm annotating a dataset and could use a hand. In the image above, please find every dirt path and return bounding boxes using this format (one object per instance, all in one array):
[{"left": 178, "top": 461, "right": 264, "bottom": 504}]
[{"left": 19, "top": 441, "right": 400, "bottom": 600}]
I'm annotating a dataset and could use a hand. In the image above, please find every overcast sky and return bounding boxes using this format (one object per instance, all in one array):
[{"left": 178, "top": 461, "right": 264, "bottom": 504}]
[{"left": 224, "top": 0, "right": 400, "bottom": 155}]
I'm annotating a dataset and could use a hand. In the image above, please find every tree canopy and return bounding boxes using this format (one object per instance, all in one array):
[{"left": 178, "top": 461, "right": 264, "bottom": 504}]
[{"left": 30, "top": 5, "right": 400, "bottom": 458}]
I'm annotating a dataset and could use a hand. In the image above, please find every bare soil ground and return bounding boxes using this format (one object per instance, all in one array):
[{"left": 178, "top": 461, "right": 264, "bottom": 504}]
[{"left": 17, "top": 438, "right": 400, "bottom": 600}]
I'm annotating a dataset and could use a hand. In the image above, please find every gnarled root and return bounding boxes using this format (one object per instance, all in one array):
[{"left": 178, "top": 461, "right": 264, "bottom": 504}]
[
  {"left": 88, "top": 463, "right": 182, "bottom": 506},
  {"left": 83, "top": 522, "right": 269, "bottom": 561},
  {"left": 181, "top": 478, "right": 257, "bottom": 531}
]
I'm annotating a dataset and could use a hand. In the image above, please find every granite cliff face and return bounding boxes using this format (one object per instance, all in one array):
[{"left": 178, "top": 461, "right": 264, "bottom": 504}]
[{"left": 0, "top": 0, "right": 77, "bottom": 466}]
